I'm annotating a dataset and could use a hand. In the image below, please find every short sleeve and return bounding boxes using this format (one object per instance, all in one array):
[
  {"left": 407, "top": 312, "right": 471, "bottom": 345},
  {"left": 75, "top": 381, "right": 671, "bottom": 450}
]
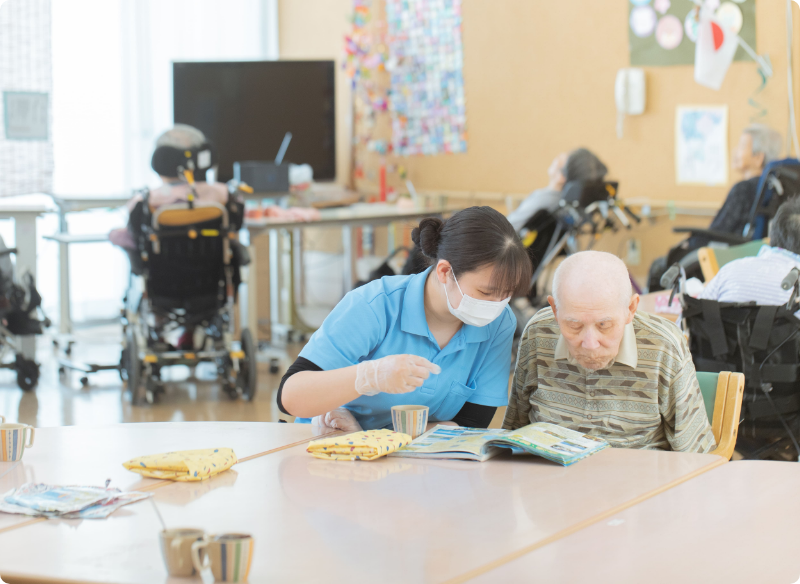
[
  {"left": 466, "top": 308, "right": 515, "bottom": 407},
  {"left": 299, "top": 290, "right": 385, "bottom": 371}
]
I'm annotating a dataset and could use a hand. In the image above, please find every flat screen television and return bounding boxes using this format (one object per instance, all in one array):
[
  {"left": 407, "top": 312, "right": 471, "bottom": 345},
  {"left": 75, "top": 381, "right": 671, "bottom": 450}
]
[{"left": 173, "top": 60, "right": 336, "bottom": 182}]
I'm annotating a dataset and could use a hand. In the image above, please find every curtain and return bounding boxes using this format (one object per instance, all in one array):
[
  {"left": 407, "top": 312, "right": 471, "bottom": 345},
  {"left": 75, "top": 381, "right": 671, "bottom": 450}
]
[{"left": 0, "top": 0, "right": 53, "bottom": 196}]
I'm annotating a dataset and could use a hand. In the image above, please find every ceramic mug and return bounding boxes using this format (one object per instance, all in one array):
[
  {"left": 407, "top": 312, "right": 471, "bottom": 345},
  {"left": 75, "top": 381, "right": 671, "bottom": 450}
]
[
  {"left": 160, "top": 528, "right": 205, "bottom": 577},
  {"left": 391, "top": 405, "right": 429, "bottom": 439},
  {"left": 192, "top": 533, "right": 254, "bottom": 583},
  {"left": 0, "top": 421, "right": 34, "bottom": 462}
]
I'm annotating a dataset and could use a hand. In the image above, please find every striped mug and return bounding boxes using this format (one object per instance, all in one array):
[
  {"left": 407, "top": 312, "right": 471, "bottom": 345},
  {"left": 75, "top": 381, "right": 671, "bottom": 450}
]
[
  {"left": 192, "top": 533, "right": 254, "bottom": 583},
  {"left": 0, "top": 420, "right": 35, "bottom": 462},
  {"left": 391, "top": 405, "right": 429, "bottom": 439}
]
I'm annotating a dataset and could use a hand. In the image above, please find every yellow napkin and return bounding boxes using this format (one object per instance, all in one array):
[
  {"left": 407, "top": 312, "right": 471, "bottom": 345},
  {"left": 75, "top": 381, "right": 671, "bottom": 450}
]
[
  {"left": 122, "top": 448, "right": 237, "bottom": 482},
  {"left": 307, "top": 429, "right": 412, "bottom": 461}
]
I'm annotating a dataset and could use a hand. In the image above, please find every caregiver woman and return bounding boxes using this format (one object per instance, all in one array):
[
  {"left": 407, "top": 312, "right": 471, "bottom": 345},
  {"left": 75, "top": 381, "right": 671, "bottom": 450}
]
[{"left": 278, "top": 206, "right": 532, "bottom": 431}]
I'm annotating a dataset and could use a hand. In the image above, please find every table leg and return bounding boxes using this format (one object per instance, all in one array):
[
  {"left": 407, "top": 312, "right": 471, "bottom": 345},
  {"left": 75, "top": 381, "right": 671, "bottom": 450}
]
[
  {"left": 342, "top": 224, "right": 357, "bottom": 294},
  {"left": 14, "top": 214, "right": 37, "bottom": 359},
  {"left": 245, "top": 244, "right": 258, "bottom": 339},
  {"left": 57, "top": 209, "right": 71, "bottom": 336}
]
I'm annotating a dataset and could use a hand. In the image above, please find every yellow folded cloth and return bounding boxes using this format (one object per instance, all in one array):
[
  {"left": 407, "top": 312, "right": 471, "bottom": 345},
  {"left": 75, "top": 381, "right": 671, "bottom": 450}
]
[
  {"left": 307, "top": 429, "right": 412, "bottom": 461},
  {"left": 123, "top": 448, "right": 237, "bottom": 482}
]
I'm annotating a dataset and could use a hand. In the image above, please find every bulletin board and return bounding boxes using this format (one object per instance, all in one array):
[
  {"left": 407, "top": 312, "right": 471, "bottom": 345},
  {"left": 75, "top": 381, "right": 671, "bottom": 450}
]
[{"left": 629, "top": 0, "right": 755, "bottom": 66}]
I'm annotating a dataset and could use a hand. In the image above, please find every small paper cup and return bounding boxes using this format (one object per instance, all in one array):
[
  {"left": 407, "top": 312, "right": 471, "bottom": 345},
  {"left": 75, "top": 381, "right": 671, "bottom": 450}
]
[{"left": 391, "top": 405, "right": 429, "bottom": 439}]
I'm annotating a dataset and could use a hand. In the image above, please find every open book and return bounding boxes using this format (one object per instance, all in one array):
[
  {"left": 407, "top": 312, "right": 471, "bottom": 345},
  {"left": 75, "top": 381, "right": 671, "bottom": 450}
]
[{"left": 390, "top": 422, "right": 609, "bottom": 466}]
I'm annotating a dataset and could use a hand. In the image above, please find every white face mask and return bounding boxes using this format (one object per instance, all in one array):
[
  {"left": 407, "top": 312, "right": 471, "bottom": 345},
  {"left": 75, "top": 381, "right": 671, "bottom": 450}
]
[{"left": 442, "top": 272, "right": 510, "bottom": 327}]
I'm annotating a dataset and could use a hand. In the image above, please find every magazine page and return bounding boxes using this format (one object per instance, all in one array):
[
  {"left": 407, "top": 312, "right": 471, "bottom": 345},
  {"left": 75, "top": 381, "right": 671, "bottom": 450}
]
[
  {"left": 490, "top": 423, "right": 609, "bottom": 466},
  {"left": 391, "top": 425, "right": 509, "bottom": 461}
]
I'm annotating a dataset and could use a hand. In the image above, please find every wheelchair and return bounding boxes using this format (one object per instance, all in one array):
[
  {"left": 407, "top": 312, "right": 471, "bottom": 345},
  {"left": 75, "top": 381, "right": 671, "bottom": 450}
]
[
  {"left": 121, "top": 152, "right": 256, "bottom": 406},
  {"left": 651, "top": 158, "right": 800, "bottom": 291},
  {"left": 519, "top": 180, "right": 640, "bottom": 305},
  {"left": 662, "top": 266, "right": 800, "bottom": 460},
  {"left": 0, "top": 243, "right": 50, "bottom": 391}
]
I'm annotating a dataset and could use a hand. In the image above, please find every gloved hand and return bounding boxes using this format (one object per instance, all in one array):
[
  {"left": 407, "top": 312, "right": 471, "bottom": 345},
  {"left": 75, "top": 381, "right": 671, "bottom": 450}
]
[
  {"left": 355, "top": 355, "right": 441, "bottom": 396},
  {"left": 311, "top": 407, "right": 363, "bottom": 432}
]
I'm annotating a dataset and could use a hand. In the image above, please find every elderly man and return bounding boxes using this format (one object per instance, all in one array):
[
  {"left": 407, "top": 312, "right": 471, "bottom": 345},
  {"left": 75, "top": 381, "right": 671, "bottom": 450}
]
[
  {"left": 504, "top": 251, "right": 716, "bottom": 452},
  {"left": 701, "top": 198, "right": 800, "bottom": 313},
  {"left": 649, "top": 124, "right": 783, "bottom": 290}
]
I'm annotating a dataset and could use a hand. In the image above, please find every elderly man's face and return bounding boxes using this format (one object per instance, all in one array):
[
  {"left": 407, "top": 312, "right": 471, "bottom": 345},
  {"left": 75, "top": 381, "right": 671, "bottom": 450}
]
[
  {"left": 547, "top": 292, "right": 638, "bottom": 371},
  {"left": 732, "top": 132, "right": 764, "bottom": 174}
]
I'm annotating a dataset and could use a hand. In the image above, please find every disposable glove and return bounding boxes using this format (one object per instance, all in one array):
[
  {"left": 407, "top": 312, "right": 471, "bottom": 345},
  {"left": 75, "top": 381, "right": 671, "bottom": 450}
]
[
  {"left": 311, "top": 407, "right": 363, "bottom": 432},
  {"left": 355, "top": 354, "right": 441, "bottom": 396}
]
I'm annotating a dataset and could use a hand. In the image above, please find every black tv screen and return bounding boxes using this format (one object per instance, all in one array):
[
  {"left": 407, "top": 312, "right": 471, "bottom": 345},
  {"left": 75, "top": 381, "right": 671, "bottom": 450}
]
[{"left": 173, "top": 60, "right": 336, "bottom": 182}]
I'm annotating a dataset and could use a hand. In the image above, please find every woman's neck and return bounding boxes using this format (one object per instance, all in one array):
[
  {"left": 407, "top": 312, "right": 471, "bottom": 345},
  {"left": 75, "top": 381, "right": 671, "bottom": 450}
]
[{"left": 423, "top": 270, "right": 463, "bottom": 343}]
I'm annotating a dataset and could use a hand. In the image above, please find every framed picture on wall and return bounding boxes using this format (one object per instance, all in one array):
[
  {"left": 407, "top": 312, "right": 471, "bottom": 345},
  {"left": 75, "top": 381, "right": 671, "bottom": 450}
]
[{"left": 675, "top": 105, "right": 729, "bottom": 186}]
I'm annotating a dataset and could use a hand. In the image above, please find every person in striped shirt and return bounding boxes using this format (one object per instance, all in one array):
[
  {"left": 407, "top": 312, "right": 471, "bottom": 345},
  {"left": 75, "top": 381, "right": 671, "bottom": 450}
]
[
  {"left": 700, "top": 198, "right": 800, "bottom": 315},
  {"left": 504, "top": 251, "right": 716, "bottom": 453}
]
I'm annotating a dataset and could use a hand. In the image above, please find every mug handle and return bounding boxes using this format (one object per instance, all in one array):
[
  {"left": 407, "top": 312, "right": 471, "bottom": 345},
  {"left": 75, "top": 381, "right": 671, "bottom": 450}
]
[
  {"left": 191, "top": 538, "right": 210, "bottom": 574},
  {"left": 0, "top": 415, "right": 4, "bottom": 424},
  {"left": 24, "top": 426, "right": 34, "bottom": 448}
]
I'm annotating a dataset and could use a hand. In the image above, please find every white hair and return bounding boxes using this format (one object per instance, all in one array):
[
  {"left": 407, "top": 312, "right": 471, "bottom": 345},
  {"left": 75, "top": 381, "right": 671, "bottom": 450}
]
[
  {"left": 155, "top": 124, "right": 206, "bottom": 150},
  {"left": 552, "top": 251, "right": 632, "bottom": 310},
  {"left": 744, "top": 124, "right": 782, "bottom": 165}
]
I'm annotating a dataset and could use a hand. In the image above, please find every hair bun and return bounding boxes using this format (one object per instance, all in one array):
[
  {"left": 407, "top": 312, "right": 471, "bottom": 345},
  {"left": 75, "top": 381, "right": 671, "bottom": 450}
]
[{"left": 411, "top": 217, "right": 445, "bottom": 259}]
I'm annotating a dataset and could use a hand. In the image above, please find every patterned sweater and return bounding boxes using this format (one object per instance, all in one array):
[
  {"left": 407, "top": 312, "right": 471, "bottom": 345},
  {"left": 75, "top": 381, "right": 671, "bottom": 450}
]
[{"left": 503, "top": 308, "right": 716, "bottom": 453}]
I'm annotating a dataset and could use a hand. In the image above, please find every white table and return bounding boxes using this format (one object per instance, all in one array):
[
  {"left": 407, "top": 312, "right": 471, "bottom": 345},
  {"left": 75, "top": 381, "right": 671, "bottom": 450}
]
[
  {"left": 467, "top": 460, "right": 800, "bottom": 583},
  {"left": 245, "top": 203, "right": 459, "bottom": 342},
  {"left": 0, "top": 424, "right": 724, "bottom": 583},
  {"left": 47, "top": 194, "right": 131, "bottom": 336}
]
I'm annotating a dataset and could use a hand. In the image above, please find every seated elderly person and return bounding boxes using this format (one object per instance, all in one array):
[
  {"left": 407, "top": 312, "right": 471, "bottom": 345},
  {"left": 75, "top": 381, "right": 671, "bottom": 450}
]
[
  {"left": 648, "top": 124, "right": 783, "bottom": 290},
  {"left": 506, "top": 148, "right": 608, "bottom": 232},
  {"left": 504, "top": 250, "right": 716, "bottom": 452},
  {"left": 701, "top": 198, "right": 800, "bottom": 313}
]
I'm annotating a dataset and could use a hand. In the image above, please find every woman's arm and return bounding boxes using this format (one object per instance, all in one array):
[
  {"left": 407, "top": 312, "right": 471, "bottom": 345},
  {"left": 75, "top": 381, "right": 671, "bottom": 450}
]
[
  {"left": 282, "top": 365, "right": 361, "bottom": 418},
  {"left": 281, "top": 354, "right": 440, "bottom": 419}
]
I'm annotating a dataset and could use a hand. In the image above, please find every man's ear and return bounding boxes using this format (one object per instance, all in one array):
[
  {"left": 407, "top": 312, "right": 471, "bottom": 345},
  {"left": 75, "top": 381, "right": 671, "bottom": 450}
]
[
  {"left": 547, "top": 295, "right": 558, "bottom": 318},
  {"left": 627, "top": 294, "right": 640, "bottom": 324},
  {"left": 755, "top": 151, "right": 766, "bottom": 170}
]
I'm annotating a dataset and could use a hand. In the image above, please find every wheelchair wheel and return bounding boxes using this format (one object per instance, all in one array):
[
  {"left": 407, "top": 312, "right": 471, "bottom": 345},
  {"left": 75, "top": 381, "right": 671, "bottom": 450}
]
[
  {"left": 15, "top": 355, "right": 39, "bottom": 391},
  {"left": 237, "top": 328, "right": 257, "bottom": 402},
  {"left": 124, "top": 329, "right": 146, "bottom": 406}
]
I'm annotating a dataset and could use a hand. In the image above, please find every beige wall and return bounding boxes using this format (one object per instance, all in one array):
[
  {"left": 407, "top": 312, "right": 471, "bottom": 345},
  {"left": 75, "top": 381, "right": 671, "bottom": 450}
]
[{"left": 279, "top": 0, "right": 800, "bottom": 207}]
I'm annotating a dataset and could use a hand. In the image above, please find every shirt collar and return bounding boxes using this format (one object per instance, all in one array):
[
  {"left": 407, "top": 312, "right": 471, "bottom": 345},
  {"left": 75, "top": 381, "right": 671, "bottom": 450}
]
[
  {"left": 400, "top": 267, "right": 490, "bottom": 344},
  {"left": 554, "top": 321, "right": 638, "bottom": 369},
  {"left": 761, "top": 245, "right": 800, "bottom": 263}
]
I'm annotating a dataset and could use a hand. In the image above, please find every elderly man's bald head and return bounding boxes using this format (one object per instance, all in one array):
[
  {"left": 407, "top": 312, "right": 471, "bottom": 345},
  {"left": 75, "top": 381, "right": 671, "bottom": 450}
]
[
  {"left": 547, "top": 251, "right": 638, "bottom": 371},
  {"left": 552, "top": 251, "right": 632, "bottom": 311}
]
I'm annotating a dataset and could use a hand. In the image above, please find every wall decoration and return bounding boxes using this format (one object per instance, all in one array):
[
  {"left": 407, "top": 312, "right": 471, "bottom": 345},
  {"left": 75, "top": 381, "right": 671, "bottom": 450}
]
[
  {"left": 675, "top": 105, "right": 728, "bottom": 185},
  {"left": 629, "top": 0, "right": 755, "bottom": 66},
  {"left": 385, "top": 0, "right": 467, "bottom": 156}
]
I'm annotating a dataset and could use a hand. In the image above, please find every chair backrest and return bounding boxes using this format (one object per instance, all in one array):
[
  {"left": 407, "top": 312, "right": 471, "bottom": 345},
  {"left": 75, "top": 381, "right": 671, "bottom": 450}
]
[
  {"left": 697, "top": 239, "right": 768, "bottom": 281},
  {"left": 745, "top": 158, "right": 800, "bottom": 240},
  {"left": 145, "top": 202, "right": 231, "bottom": 310},
  {"left": 696, "top": 371, "right": 745, "bottom": 459},
  {"left": 684, "top": 297, "right": 800, "bottom": 435}
]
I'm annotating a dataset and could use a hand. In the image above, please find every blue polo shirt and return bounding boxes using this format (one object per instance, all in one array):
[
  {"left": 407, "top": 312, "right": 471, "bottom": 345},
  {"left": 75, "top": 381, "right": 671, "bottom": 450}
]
[{"left": 297, "top": 267, "right": 515, "bottom": 430}]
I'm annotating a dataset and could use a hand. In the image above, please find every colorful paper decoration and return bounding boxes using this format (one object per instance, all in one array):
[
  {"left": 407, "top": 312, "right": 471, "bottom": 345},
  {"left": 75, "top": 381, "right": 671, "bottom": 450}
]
[
  {"left": 385, "top": 0, "right": 468, "bottom": 156},
  {"left": 655, "top": 14, "right": 684, "bottom": 49}
]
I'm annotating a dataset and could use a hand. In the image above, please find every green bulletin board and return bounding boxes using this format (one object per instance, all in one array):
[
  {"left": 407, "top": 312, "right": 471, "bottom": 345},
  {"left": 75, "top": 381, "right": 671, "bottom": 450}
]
[{"left": 629, "top": 0, "right": 755, "bottom": 66}]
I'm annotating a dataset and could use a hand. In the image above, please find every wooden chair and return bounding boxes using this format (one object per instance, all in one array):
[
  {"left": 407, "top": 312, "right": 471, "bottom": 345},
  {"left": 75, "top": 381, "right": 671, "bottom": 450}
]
[
  {"left": 697, "top": 239, "right": 768, "bottom": 281},
  {"left": 696, "top": 371, "right": 745, "bottom": 460}
]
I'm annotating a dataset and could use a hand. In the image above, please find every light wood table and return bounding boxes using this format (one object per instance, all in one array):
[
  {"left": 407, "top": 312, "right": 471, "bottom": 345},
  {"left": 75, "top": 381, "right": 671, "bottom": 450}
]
[
  {"left": 0, "top": 432, "right": 723, "bottom": 584},
  {"left": 467, "top": 460, "right": 800, "bottom": 583},
  {"left": 637, "top": 291, "right": 680, "bottom": 323},
  {"left": 0, "top": 422, "right": 332, "bottom": 535}
]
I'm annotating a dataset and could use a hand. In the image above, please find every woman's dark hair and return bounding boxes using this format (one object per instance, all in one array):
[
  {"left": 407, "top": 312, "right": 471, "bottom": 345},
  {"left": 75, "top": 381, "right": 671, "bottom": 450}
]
[
  {"left": 770, "top": 197, "right": 800, "bottom": 255},
  {"left": 411, "top": 206, "right": 532, "bottom": 296}
]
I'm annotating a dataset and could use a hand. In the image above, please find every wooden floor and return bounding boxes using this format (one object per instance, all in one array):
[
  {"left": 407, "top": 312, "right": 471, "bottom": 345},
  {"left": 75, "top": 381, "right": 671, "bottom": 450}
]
[{"left": 0, "top": 326, "right": 298, "bottom": 427}]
